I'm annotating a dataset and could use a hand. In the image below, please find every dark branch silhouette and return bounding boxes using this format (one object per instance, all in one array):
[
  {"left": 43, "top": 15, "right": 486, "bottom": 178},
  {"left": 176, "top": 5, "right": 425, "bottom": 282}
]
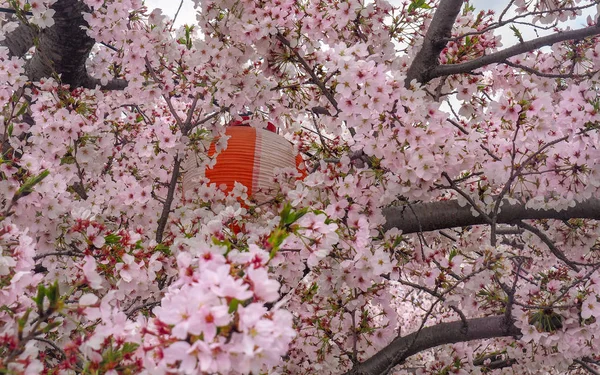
[
  {"left": 345, "top": 315, "right": 521, "bottom": 375},
  {"left": 383, "top": 198, "right": 600, "bottom": 234}
]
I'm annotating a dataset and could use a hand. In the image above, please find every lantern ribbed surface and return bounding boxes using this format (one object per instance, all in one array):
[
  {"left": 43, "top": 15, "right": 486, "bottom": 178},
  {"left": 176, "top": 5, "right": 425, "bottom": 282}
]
[{"left": 183, "top": 126, "right": 303, "bottom": 202}]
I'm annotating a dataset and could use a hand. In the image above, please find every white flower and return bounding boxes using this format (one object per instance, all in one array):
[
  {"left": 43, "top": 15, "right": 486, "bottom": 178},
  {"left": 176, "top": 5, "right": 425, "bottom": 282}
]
[
  {"left": 31, "top": 9, "right": 56, "bottom": 29},
  {"left": 0, "top": 245, "right": 17, "bottom": 276}
]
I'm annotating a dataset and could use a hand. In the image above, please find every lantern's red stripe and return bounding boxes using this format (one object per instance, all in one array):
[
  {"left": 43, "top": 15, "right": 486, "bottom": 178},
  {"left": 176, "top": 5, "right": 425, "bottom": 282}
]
[
  {"left": 252, "top": 129, "right": 263, "bottom": 191},
  {"left": 205, "top": 127, "right": 256, "bottom": 194},
  {"left": 296, "top": 153, "right": 307, "bottom": 179}
]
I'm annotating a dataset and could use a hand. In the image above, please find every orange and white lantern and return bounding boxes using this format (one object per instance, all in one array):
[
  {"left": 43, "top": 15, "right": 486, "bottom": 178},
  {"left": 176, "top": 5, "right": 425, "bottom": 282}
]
[{"left": 182, "top": 125, "right": 305, "bottom": 203}]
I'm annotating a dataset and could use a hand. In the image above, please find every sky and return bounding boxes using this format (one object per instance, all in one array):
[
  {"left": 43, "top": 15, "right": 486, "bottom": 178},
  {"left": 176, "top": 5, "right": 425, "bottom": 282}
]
[{"left": 145, "top": 0, "right": 196, "bottom": 25}]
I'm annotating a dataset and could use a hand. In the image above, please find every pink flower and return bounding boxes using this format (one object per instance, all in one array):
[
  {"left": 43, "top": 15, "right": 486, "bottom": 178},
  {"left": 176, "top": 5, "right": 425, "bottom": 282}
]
[
  {"left": 193, "top": 339, "right": 232, "bottom": 373},
  {"left": 205, "top": 264, "right": 253, "bottom": 301},
  {"left": 163, "top": 341, "right": 197, "bottom": 373},
  {"left": 581, "top": 295, "right": 600, "bottom": 320},
  {"left": 115, "top": 254, "right": 142, "bottom": 283},
  {"left": 81, "top": 255, "right": 104, "bottom": 290},
  {"left": 247, "top": 267, "right": 280, "bottom": 302}
]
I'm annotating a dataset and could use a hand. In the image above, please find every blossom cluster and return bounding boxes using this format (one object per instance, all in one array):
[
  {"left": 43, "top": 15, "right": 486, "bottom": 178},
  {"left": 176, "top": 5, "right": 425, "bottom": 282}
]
[{"left": 1, "top": 0, "right": 600, "bottom": 374}]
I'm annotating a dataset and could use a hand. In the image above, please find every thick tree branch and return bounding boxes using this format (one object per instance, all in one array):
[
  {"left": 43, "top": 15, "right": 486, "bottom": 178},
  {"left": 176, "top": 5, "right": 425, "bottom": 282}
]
[
  {"left": 383, "top": 198, "right": 600, "bottom": 234},
  {"left": 3, "top": 22, "right": 35, "bottom": 57},
  {"left": 25, "top": 0, "right": 95, "bottom": 87},
  {"left": 84, "top": 76, "right": 129, "bottom": 90},
  {"left": 2, "top": 0, "right": 123, "bottom": 90},
  {"left": 346, "top": 315, "right": 520, "bottom": 375},
  {"left": 405, "top": 0, "right": 464, "bottom": 87},
  {"left": 445, "top": 3, "right": 599, "bottom": 42},
  {"left": 574, "top": 359, "right": 600, "bottom": 375},
  {"left": 429, "top": 25, "right": 600, "bottom": 80}
]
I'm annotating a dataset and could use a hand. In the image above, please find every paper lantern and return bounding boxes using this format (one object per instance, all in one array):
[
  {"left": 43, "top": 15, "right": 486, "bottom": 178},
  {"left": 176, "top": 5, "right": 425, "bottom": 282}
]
[{"left": 183, "top": 125, "right": 305, "bottom": 203}]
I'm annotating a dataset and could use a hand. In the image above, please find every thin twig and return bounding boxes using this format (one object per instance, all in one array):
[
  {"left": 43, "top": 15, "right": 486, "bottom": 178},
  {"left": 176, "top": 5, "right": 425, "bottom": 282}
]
[
  {"left": 574, "top": 359, "right": 600, "bottom": 375},
  {"left": 276, "top": 33, "right": 339, "bottom": 113},
  {"left": 127, "top": 300, "right": 161, "bottom": 318},
  {"left": 446, "top": 118, "right": 468, "bottom": 135},
  {"left": 155, "top": 157, "right": 182, "bottom": 243},
  {"left": 441, "top": 172, "right": 492, "bottom": 225},
  {"left": 170, "top": 0, "right": 185, "bottom": 32},
  {"left": 33, "top": 251, "right": 85, "bottom": 261},
  {"left": 503, "top": 59, "right": 599, "bottom": 79},
  {"left": 517, "top": 220, "right": 579, "bottom": 272}
]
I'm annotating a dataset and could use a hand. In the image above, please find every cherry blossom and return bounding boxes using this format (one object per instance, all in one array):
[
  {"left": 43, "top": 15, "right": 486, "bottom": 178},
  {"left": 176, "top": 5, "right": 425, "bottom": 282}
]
[{"left": 2, "top": 0, "right": 600, "bottom": 374}]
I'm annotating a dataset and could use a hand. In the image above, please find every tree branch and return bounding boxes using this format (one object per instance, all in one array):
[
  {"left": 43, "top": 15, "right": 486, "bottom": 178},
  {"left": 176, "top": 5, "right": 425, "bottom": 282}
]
[
  {"left": 155, "top": 156, "right": 182, "bottom": 243},
  {"left": 25, "top": 0, "right": 96, "bottom": 87},
  {"left": 275, "top": 33, "right": 339, "bottom": 113},
  {"left": 2, "top": 21, "right": 35, "bottom": 57},
  {"left": 383, "top": 198, "right": 600, "bottom": 234},
  {"left": 574, "top": 359, "right": 600, "bottom": 375},
  {"left": 346, "top": 315, "right": 520, "bottom": 375},
  {"left": 405, "top": 0, "right": 464, "bottom": 87},
  {"left": 429, "top": 25, "right": 600, "bottom": 80},
  {"left": 83, "top": 76, "right": 128, "bottom": 90},
  {"left": 503, "top": 59, "right": 599, "bottom": 79},
  {"left": 517, "top": 220, "right": 580, "bottom": 271}
]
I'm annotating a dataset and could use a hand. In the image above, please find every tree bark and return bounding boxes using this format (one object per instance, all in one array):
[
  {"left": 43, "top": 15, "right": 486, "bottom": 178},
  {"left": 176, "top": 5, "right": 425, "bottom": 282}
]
[
  {"left": 2, "top": 0, "right": 128, "bottom": 90},
  {"left": 405, "top": 0, "right": 464, "bottom": 87},
  {"left": 383, "top": 198, "right": 600, "bottom": 234},
  {"left": 346, "top": 315, "right": 520, "bottom": 375},
  {"left": 3, "top": 22, "right": 35, "bottom": 57},
  {"left": 429, "top": 24, "right": 600, "bottom": 80},
  {"left": 404, "top": 0, "right": 600, "bottom": 86},
  {"left": 25, "top": 0, "right": 95, "bottom": 87}
]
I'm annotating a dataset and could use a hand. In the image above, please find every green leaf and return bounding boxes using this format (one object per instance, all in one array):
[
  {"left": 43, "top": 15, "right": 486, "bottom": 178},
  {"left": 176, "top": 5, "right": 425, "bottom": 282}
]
[
  {"left": 268, "top": 228, "right": 289, "bottom": 258},
  {"left": 13, "top": 170, "right": 50, "bottom": 201},
  {"left": 228, "top": 298, "right": 241, "bottom": 314},
  {"left": 154, "top": 243, "right": 171, "bottom": 255},
  {"left": 42, "top": 320, "right": 62, "bottom": 333},
  {"left": 392, "top": 235, "right": 404, "bottom": 248},
  {"left": 280, "top": 203, "right": 308, "bottom": 228},
  {"left": 280, "top": 203, "right": 292, "bottom": 225},
  {"left": 17, "top": 308, "right": 31, "bottom": 333},
  {"left": 122, "top": 342, "right": 140, "bottom": 354},
  {"left": 34, "top": 284, "right": 46, "bottom": 313},
  {"left": 509, "top": 25, "right": 523, "bottom": 43},
  {"left": 449, "top": 248, "right": 458, "bottom": 261},
  {"left": 0, "top": 305, "right": 14, "bottom": 317},
  {"left": 104, "top": 233, "right": 121, "bottom": 245},
  {"left": 408, "top": 0, "right": 430, "bottom": 12},
  {"left": 46, "top": 281, "right": 60, "bottom": 311},
  {"left": 212, "top": 238, "right": 232, "bottom": 253},
  {"left": 289, "top": 207, "right": 308, "bottom": 225},
  {"left": 16, "top": 102, "right": 28, "bottom": 117}
]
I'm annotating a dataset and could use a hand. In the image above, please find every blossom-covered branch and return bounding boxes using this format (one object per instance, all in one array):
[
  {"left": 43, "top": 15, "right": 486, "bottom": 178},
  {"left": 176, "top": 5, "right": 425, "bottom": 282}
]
[
  {"left": 429, "top": 24, "right": 600, "bottom": 81},
  {"left": 346, "top": 315, "right": 521, "bottom": 375},
  {"left": 406, "top": 0, "right": 600, "bottom": 85}
]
